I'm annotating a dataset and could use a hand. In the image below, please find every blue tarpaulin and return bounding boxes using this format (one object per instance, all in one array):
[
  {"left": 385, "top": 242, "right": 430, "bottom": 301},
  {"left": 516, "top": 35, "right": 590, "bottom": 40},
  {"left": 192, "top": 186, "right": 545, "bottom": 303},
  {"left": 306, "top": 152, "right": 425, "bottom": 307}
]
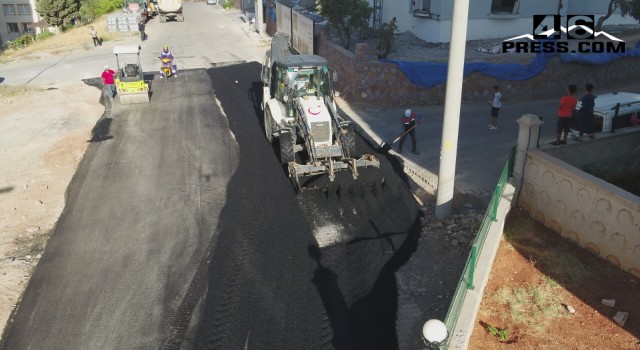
[
  {"left": 559, "top": 39, "right": 640, "bottom": 64},
  {"left": 383, "top": 40, "right": 640, "bottom": 89}
]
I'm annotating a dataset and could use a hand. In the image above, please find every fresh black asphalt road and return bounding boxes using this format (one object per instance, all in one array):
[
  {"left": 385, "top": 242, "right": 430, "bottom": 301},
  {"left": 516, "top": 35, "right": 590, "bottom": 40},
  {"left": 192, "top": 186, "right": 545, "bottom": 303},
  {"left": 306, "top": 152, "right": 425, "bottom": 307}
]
[
  {"left": 1, "top": 64, "right": 421, "bottom": 349},
  {"left": 1, "top": 69, "right": 239, "bottom": 349}
]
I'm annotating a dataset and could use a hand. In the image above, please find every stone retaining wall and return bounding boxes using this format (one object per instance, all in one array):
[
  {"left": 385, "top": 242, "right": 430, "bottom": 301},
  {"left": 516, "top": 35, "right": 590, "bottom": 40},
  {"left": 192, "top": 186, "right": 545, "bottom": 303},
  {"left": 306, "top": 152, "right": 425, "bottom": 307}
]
[{"left": 317, "top": 34, "right": 640, "bottom": 105}]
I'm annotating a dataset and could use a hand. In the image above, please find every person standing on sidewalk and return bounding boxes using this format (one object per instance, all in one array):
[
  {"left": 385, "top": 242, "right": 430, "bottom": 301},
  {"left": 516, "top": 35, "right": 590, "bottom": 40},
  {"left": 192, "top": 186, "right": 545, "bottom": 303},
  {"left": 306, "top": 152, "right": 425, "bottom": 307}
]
[
  {"left": 138, "top": 21, "right": 146, "bottom": 41},
  {"left": 398, "top": 109, "right": 419, "bottom": 155},
  {"left": 551, "top": 84, "right": 578, "bottom": 146},
  {"left": 488, "top": 85, "right": 502, "bottom": 130},
  {"left": 575, "top": 83, "right": 596, "bottom": 142},
  {"left": 90, "top": 26, "right": 100, "bottom": 47},
  {"left": 101, "top": 65, "right": 116, "bottom": 99}
]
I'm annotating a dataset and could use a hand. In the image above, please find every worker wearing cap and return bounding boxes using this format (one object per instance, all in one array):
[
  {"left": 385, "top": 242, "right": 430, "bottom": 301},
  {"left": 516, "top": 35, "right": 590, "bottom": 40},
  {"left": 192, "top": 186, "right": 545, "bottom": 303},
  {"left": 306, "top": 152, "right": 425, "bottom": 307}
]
[
  {"left": 398, "top": 108, "right": 419, "bottom": 155},
  {"left": 101, "top": 65, "right": 116, "bottom": 99}
]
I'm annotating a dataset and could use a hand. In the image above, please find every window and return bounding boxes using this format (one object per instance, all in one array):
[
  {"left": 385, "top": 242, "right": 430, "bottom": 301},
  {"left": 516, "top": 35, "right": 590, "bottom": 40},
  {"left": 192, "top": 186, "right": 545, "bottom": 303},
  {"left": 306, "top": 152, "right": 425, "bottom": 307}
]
[
  {"left": 22, "top": 23, "right": 33, "bottom": 33},
  {"left": 7, "top": 23, "right": 20, "bottom": 33},
  {"left": 3, "top": 4, "right": 16, "bottom": 15},
  {"left": 411, "top": 0, "right": 439, "bottom": 19},
  {"left": 411, "top": 0, "right": 431, "bottom": 12},
  {"left": 17, "top": 4, "right": 30, "bottom": 15},
  {"left": 491, "top": 0, "right": 519, "bottom": 14}
]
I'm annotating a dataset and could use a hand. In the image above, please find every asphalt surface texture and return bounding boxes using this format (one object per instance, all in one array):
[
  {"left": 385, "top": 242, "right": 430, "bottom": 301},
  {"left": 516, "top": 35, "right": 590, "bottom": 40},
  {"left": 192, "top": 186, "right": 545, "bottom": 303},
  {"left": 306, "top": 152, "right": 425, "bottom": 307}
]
[
  {"left": 0, "top": 69, "right": 238, "bottom": 349},
  {"left": 193, "top": 63, "right": 421, "bottom": 349},
  {"left": 0, "top": 63, "right": 422, "bottom": 349}
]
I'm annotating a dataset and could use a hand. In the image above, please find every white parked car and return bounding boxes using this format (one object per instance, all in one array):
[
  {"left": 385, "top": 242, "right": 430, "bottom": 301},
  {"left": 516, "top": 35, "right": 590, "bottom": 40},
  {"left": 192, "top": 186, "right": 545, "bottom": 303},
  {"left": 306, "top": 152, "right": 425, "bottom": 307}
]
[
  {"left": 206, "top": 0, "right": 217, "bottom": 4},
  {"left": 576, "top": 91, "right": 640, "bottom": 133}
]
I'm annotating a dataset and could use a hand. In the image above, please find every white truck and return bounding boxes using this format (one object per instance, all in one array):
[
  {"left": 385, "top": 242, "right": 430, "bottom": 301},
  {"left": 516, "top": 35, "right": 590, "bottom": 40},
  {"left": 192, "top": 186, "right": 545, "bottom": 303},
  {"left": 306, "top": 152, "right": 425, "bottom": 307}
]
[{"left": 157, "top": 0, "right": 183, "bottom": 22}]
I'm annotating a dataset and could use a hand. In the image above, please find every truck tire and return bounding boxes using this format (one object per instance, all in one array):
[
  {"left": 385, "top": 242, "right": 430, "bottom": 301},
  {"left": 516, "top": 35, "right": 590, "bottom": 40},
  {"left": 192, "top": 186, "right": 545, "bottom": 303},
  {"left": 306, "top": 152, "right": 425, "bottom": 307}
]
[
  {"left": 279, "top": 132, "right": 295, "bottom": 164},
  {"left": 177, "top": 14, "right": 184, "bottom": 22},
  {"left": 264, "top": 109, "right": 274, "bottom": 142},
  {"left": 340, "top": 126, "right": 356, "bottom": 158},
  {"left": 159, "top": 15, "right": 166, "bottom": 23}
]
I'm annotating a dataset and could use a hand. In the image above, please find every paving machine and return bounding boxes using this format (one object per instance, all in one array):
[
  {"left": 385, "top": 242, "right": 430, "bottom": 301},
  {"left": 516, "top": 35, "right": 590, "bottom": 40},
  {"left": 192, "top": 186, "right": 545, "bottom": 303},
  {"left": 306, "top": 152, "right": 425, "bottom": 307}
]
[
  {"left": 113, "top": 45, "right": 150, "bottom": 104},
  {"left": 261, "top": 33, "right": 379, "bottom": 191}
]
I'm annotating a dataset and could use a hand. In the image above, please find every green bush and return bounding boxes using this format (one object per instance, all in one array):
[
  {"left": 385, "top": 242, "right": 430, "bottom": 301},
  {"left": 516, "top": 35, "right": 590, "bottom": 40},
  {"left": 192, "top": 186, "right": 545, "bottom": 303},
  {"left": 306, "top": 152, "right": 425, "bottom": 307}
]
[
  {"left": 80, "top": 0, "right": 122, "bottom": 22},
  {"left": 36, "top": 30, "right": 55, "bottom": 41},
  {"left": 222, "top": 0, "right": 234, "bottom": 9},
  {"left": 9, "top": 34, "right": 35, "bottom": 49},
  {"left": 376, "top": 17, "right": 397, "bottom": 59}
]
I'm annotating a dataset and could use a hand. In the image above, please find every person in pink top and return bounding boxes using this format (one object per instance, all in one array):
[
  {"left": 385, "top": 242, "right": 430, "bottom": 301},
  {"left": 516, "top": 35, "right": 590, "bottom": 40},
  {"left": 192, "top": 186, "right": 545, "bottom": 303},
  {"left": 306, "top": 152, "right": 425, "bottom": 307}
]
[
  {"left": 551, "top": 84, "right": 577, "bottom": 146},
  {"left": 101, "top": 65, "right": 116, "bottom": 99}
]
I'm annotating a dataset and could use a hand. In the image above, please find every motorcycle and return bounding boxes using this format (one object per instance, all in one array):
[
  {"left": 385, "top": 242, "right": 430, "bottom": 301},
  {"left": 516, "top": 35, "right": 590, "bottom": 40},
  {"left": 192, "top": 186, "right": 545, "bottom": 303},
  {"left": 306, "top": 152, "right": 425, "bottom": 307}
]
[{"left": 160, "top": 57, "right": 173, "bottom": 78}]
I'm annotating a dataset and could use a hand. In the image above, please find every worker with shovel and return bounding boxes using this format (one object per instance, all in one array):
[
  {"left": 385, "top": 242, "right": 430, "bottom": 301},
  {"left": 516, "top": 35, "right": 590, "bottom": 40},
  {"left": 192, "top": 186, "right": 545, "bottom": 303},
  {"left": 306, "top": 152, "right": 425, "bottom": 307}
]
[{"left": 398, "top": 109, "right": 420, "bottom": 155}]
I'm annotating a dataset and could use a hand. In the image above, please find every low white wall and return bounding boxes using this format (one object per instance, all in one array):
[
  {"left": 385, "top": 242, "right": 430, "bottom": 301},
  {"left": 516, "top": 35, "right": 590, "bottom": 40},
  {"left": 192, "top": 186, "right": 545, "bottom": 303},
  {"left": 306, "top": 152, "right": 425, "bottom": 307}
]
[{"left": 519, "top": 148, "right": 640, "bottom": 278}]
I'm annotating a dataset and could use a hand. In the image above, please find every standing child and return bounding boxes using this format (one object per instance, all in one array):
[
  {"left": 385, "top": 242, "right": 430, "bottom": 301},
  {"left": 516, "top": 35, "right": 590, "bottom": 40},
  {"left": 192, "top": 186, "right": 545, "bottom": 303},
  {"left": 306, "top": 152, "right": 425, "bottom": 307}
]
[
  {"left": 551, "top": 84, "right": 578, "bottom": 146},
  {"left": 488, "top": 85, "right": 502, "bottom": 130},
  {"left": 575, "top": 83, "right": 595, "bottom": 141}
]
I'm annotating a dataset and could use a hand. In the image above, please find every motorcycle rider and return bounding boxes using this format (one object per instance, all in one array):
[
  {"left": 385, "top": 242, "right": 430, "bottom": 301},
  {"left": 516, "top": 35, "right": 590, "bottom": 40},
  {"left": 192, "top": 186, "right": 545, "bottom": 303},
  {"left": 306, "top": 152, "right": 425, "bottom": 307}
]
[{"left": 158, "top": 45, "right": 177, "bottom": 78}]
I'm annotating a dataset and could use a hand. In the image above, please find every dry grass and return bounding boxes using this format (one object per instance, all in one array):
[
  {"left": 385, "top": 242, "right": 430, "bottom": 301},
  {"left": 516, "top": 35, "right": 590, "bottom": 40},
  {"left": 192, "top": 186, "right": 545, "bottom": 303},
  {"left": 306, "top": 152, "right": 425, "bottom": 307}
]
[
  {"left": 0, "top": 85, "right": 42, "bottom": 97},
  {"left": 491, "top": 279, "right": 567, "bottom": 334},
  {"left": 0, "top": 13, "right": 135, "bottom": 63}
]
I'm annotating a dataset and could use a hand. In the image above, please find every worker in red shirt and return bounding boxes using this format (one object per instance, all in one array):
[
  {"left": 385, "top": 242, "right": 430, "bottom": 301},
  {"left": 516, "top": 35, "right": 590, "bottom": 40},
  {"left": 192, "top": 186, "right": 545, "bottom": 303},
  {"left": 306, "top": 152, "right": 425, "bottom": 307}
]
[
  {"left": 101, "top": 65, "right": 116, "bottom": 99},
  {"left": 551, "top": 84, "right": 577, "bottom": 146}
]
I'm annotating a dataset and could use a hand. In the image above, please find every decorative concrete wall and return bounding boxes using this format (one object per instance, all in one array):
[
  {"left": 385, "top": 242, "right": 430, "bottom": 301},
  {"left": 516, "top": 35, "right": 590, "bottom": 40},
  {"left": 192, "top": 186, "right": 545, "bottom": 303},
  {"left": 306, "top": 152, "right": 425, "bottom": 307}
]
[
  {"left": 316, "top": 36, "right": 640, "bottom": 105},
  {"left": 518, "top": 142, "right": 640, "bottom": 279}
]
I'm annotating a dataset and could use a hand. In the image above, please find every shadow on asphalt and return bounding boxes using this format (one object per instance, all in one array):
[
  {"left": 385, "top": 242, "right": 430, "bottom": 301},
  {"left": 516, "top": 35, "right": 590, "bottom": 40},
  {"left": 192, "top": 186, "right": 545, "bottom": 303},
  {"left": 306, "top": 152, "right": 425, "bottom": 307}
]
[
  {"left": 81, "top": 78, "right": 114, "bottom": 142},
  {"left": 88, "top": 115, "right": 113, "bottom": 143},
  {"left": 247, "top": 63, "right": 422, "bottom": 349}
]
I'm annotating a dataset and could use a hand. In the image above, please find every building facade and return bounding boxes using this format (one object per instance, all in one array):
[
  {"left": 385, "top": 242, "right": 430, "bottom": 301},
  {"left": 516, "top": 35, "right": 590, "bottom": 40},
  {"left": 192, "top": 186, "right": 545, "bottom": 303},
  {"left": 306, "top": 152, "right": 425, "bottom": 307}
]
[
  {"left": 376, "top": 0, "right": 637, "bottom": 42},
  {"left": 0, "top": 0, "right": 44, "bottom": 44}
]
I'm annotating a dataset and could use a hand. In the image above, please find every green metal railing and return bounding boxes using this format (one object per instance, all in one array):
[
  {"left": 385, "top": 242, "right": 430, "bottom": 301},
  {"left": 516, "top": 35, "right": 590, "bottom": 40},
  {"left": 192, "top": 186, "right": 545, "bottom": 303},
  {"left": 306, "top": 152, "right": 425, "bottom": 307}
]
[{"left": 442, "top": 146, "right": 516, "bottom": 348}]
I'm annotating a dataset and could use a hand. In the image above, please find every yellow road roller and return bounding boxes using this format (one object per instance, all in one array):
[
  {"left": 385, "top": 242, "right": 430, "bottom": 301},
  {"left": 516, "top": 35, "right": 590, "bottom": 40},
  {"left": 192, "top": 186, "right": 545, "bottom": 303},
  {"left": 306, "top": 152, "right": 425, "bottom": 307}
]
[{"left": 113, "top": 45, "right": 150, "bottom": 104}]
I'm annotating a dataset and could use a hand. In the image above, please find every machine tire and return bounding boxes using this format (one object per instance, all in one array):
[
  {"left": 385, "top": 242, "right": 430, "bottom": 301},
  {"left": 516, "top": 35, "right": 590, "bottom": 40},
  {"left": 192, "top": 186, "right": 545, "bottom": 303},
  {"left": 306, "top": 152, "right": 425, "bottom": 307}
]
[
  {"left": 264, "top": 109, "right": 274, "bottom": 142},
  {"left": 340, "top": 126, "right": 357, "bottom": 158},
  {"left": 279, "top": 132, "right": 295, "bottom": 165}
]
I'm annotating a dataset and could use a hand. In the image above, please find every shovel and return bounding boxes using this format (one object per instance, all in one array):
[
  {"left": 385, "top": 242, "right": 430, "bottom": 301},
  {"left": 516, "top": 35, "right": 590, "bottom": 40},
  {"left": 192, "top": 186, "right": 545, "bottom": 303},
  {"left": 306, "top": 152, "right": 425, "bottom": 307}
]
[{"left": 379, "top": 124, "right": 417, "bottom": 152}]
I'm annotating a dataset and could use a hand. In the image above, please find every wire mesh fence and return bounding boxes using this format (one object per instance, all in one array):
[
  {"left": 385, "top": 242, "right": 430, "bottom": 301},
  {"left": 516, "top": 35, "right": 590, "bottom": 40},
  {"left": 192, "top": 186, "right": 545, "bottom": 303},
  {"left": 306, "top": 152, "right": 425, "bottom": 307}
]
[{"left": 442, "top": 146, "right": 515, "bottom": 349}]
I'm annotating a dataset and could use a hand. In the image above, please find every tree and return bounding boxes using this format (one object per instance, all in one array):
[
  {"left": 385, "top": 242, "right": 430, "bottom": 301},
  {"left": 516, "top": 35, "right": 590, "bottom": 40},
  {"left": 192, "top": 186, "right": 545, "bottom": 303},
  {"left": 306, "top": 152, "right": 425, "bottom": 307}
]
[
  {"left": 375, "top": 17, "right": 397, "bottom": 59},
  {"left": 316, "top": 0, "right": 373, "bottom": 50},
  {"left": 35, "top": 0, "right": 81, "bottom": 27},
  {"left": 79, "top": 0, "right": 122, "bottom": 22},
  {"left": 595, "top": 0, "right": 640, "bottom": 31}
]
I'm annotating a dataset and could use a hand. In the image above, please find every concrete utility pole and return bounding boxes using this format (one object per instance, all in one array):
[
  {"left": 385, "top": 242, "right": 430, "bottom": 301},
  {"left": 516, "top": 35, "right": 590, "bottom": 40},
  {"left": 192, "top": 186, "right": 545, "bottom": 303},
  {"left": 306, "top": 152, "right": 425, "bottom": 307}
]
[
  {"left": 256, "top": 0, "right": 265, "bottom": 36},
  {"left": 435, "top": 0, "right": 470, "bottom": 219}
]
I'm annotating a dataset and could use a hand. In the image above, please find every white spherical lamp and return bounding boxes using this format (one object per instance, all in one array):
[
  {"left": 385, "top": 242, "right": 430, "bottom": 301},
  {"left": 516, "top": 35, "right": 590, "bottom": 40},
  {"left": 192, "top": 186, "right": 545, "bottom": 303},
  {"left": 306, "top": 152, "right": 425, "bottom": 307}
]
[{"left": 422, "top": 319, "right": 448, "bottom": 348}]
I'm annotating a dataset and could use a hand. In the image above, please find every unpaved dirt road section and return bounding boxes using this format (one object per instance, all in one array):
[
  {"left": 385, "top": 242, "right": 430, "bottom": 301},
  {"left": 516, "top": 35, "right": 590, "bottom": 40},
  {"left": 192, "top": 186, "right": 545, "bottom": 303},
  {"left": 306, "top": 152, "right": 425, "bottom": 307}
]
[{"left": 0, "top": 83, "right": 103, "bottom": 337}]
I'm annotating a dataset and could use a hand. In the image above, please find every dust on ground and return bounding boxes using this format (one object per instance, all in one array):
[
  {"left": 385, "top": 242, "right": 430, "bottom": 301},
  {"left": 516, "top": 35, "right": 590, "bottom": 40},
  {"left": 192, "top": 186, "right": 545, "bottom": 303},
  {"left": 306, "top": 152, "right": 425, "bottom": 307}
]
[{"left": 0, "top": 82, "right": 102, "bottom": 335}]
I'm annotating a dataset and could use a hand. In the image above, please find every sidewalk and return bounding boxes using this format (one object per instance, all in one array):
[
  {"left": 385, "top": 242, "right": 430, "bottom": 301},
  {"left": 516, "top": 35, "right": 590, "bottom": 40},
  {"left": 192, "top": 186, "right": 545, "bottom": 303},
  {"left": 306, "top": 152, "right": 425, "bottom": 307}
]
[
  {"left": 336, "top": 96, "right": 561, "bottom": 202},
  {"left": 336, "top": 78, "right": 640, "bottom": 201}
]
